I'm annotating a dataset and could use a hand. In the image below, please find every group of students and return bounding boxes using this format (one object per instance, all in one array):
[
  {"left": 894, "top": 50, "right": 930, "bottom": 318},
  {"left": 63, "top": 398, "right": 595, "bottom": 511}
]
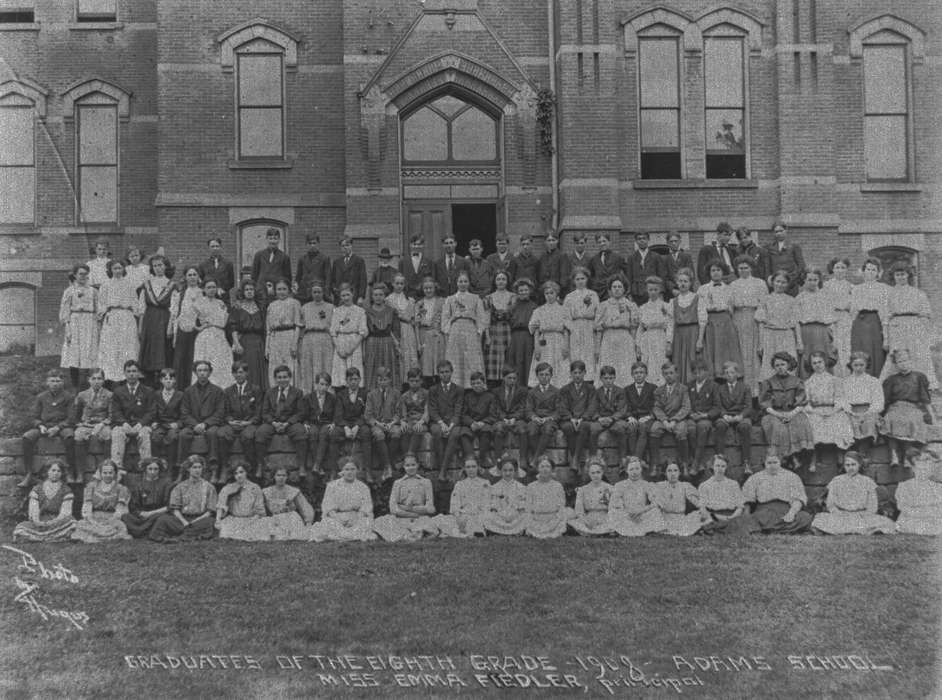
[{"left": 11, "top": 445, "right": 942, "bottom": 544}]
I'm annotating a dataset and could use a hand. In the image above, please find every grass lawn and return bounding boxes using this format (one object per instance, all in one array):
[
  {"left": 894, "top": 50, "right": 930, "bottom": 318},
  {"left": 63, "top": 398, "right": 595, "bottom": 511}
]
[{"left": 0, "top": 535, "right": 938, "bottom": 699}]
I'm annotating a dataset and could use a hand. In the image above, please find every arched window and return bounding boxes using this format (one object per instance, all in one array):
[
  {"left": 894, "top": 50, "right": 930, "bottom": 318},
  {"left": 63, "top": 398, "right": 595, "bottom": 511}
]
[
  {"left": 0, "top": 89, "right": 39, "bottom": 224},
  {"left": 0, "top": 283, "right": 36, "bottom": 354},
  {"left": 868, "top": 246, "right": 919, "bottom": 286},
  {"left": 401, "top": 93, "right": 499, "bottom": 164},
  {"left": 637, "top": 25, "right": 683, "bottom": 179}
]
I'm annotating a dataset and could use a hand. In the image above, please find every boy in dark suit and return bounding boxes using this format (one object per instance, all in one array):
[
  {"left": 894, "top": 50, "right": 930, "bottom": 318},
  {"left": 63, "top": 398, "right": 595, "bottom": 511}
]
[
  {"left": 306, "top": 371, "right": 336, "bottom": 476},
  {"left": 648, "top": 362, "right": 691, "bottom": 473},
  {"left": 590, "top": 364, "right": 628, "bottom": 460},
  {"left": 428, "top": 360, "right": 464, "bottom": 479},
  {"left": 486, "top": 234, "right": 516, "bottom": 281},
  {"left": 696, "top": 222, "right": 736, "bottom": 286},
  {"left": 329, "top": 367, "right": 371, "bottom": 479},
  {"left": 567, "top": 233, "right": 591, "bottom": 279},
  {"left": 365, "top": 366, "right": 401, "bottom": 480},
  {"left": 623, "top": 361, "right": 657, "bottom": 464},
  {"left": 151, "top": 368, "right": 184, "bottom": 480},
  {"left": 512, "top": 234, "right": 539, "bottom": 287},
  {"left": 492, "top": 367, "right": 528, "bottom": 475},
  {"left": 330, "top": 236, "right": 368, "bottom": 304},
  {"left": 466, "top": 239, "right": 494, "bottom": 297},
  {"left": 664, "top": 231, "right": 695, "bottom": 296},
  {"left": 433, "top": 235, "right": 469, "bottom": 297},
  {"left": 558, "top": 360, "right": 597, "bottom": 474},
  {"left": 400, "top": 235, "right": 435, "bottom": 300},
  {"left": 217, "top": 361, "right": 262, "bottom": 481},
  {"left": 714, "top": 360, "right": 756, "bottom": 474},
  {"left": 294, "top": 233, "right": 332, "bottom": 303},
  {"left": 255, "top": 365, "right": 308, "bottom": 481},
  {"left": 536, "top": 232, "right": 571, "bottom": 296},
  {"left": 370, "top": 248, "right": 398, "bottom": 293},
  {"left": 460, "top": 371, "right": 497, "bottom": 469},
  {"left": 686, "top": 358, "right": 721, "bottom": 475},
  {"left": 525, "top": 362, "right": 559, "bottom": 472},
  {"left": 197, "top": 237, "right": 235, "bottom": 304},
  {"left": 19, "top": 368, "right": 75, "bottom": 488},
  {"left": 251, "top": 228, "right": 292, "bottom": 299},
  {"left": 397, "top": 368, "right": 428, "bottom": 460},
  {"left": 179, "top": 360, "right": 225, "bottom": 480},
  {"left": 588, "top": 232, "right": 624, "bottom": 299},
  {"left": 110, "top": 360, "right": 156, "bottom": 479},
  {"left": 625, "top": 232, "right": 667, "bottom": 306}
]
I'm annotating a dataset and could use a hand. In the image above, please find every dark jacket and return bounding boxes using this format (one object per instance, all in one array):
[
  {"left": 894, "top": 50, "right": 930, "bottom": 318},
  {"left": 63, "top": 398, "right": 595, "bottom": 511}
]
[
  {"left": 307, "top": 391, "right": 337, "bottom": 426},
  {"left": 154, "top": 389, "right": 184, "bottom": 427},
  {"left": 333, "top": 387, "right": 369, "bottom": 428},
  {"left": 557, "top": 381, "right": 598, "bottom": 421},
  {"left": 331, "top": 254, "right": 368, "bottom": 302},
  {"left": 180, "top": 381, "right": 225, "bottom": 427},
  {"left": 687, "top": 379, "right": 722, "bottom": 421},
  {"left": 399, "top": 255, "right": 436, "bottom": 299},
  {"left": 428, "top": 382, "right": 464, "bottom": 424},
  {"left": 462, "top": 389, "right": 498, "bottom": 426},
  {"left": 111, "top": 383, "right": 157, "bottom": 426},
  {"left": 492, "top": 385, "right": 528, "bottom": 421},
  {"left": 261, "top": 386, "right": 306, "bottom": 425},
  {"left": 624, "top": 381, "right": 657, "bottom": 420},
  {"left": 223, "top": 382, "right": 262, "bottom": 424},
  {"left": 433, "top": 255, "right": 470, "bottom": 297}
]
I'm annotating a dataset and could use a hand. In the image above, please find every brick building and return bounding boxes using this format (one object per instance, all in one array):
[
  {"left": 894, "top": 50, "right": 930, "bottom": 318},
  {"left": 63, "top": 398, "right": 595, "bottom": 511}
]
[{"left": 0, "top": 0, "right": 940, "bottom": 355}]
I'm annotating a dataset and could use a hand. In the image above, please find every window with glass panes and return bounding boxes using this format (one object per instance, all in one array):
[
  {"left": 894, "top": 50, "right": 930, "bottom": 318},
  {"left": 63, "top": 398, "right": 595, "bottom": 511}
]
[
  {"left": 863, "top": 38, "right": 909, "bottom": 181},
  {"left": 236, "top": 42, "right": 285, "bottom": 159},
  {"left": 638, "top": 35, "right": 681, "bottom": 179},
  {"left": 704, "top": 34, "right": 746, "bottom": 179}
]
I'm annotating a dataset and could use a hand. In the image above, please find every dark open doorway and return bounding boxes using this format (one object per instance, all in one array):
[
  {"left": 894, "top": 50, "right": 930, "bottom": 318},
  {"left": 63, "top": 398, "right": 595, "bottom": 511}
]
[{"left": 452, "top": 203, "right": 497, "bottom": 256}]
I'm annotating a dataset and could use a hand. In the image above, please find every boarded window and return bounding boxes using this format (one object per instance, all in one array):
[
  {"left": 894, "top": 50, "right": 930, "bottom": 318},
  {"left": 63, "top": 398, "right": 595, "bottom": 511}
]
[
  {"left": 0, "top": 96, "right": 35, "bottom": 223},
  {"left": 77, "top": 0, "right": 116, "bottom": 21},
  {"left": 78, "top": 101, "right": 118, "bottom": 223},
  {"left": 0, "top": 285, "right": 35, "bottom": 354},
  {"left": 237, "top": 52, "right": 284, "bottom": 158},
  {"left": 863, "top": 43, "right": 908, "bottom": 180}
]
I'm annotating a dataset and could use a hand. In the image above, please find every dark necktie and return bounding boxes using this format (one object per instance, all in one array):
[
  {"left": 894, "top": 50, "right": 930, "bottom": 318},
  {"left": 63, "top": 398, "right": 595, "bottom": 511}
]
[{"left": 278, "top": 389, "right": 286, "bottom": 405}]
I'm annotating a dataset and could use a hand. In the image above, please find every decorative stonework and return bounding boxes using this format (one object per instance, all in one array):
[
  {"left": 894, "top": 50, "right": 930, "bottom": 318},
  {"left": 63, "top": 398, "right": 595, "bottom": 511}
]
[
  {"left": 218, "top": 18, "right": 300, "bottom": 71},
  {"left": 0, "top": 78, "right": 47, "bottom": 118},
  {"left": 849, "top": 15, "right": 926, "bottom": 63},
  {"left": 62, "top": 78, "right": 131, "bottom": 120}
]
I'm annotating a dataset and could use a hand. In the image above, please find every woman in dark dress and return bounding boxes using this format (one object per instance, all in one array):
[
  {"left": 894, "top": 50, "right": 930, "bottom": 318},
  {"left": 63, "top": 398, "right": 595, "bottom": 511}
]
[
  {"left": 881, "top": 348, "right": 933, "bottom": 468},
  {"left": 505, "top": 277, "right": 536, "bottom": 384},
  {"left": 362, "top": 283, "right": 401, "bottom": 389},
  {"left": 758, "top": 351, "right": 815, "bottom": 470},
  {"left": 138, "top": 255, "right": 175, "bottom": 386},
  {"left": 122, "top": 457, "right": 173, "bottom": 538},
  {"left": 148, "top": 455, "right": 217, "bottom": 542},
  {"left": 230, "top": 279, "right": 268, "bottom": 390},
  {"left": 170, "top": 266, "right": 202, "bottom": 390}
]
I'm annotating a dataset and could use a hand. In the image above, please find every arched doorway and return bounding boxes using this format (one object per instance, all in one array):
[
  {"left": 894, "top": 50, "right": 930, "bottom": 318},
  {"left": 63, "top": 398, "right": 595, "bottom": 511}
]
[
  {"left": 868, "top": 245, "right": 919, "bottom": 286},
  {"left": 400, "top": 90, "right": 504, "bottom": 259}
]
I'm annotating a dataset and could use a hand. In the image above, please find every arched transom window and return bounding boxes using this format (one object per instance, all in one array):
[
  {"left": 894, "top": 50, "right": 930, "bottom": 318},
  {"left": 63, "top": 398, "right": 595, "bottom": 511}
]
[{"left": 401, "top": 94, "right": 499, "bottom": 164}]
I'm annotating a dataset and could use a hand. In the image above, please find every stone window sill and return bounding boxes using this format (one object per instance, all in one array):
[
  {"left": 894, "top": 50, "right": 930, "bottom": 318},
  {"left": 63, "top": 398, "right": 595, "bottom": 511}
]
[
  {"left": 227, "top": 158, "right": 294, "bottom": 170},
  {"left": 632, "top": 178, "right": 758, "bottom": 190},
  {"left": 68, "top": 22, "right": 123, "bottom": 30},
  {"left": 859, "top": 182, "right": 923, "bottom": 193},
  {"left": 0, "top": 23, "right": 40, "bottom": 31}
]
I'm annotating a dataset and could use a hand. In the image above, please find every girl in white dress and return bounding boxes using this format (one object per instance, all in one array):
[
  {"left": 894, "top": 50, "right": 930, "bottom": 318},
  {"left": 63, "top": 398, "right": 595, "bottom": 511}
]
[
  {"left": 841, "top": 351, "right": 884, "bottom": 459},
  {"left": 309, "top": 459, "right": 377, "bottom": 542},
  {"left": 434, "top": 458, "right": 491, "bottom": 538},
  {"left": 387, "top": 273, "right": 420, "bottom": 386},
  {"left": 636, "top": 276, "right": 673, "bottom": 386},
  {"left": 880, "top": 261, "right": 936, "bottom": 390},
  {"left": 329, "top": 283, "right": 368, "bottom": 388},
  {"left": 59, "top": 264, "right": 99, "bottom": 387},
  {"left": 803, "top": 351, "right": 854, "bottom": 472},
  {"left": 528, "top": 281, "right": 571, "bottom": 388},
  {"left": 262, "top": 467, "right": 314, "bottom": 541},
  {"left": 96, "top": 260, "right": 142, "bottom": 383},
  {"left": 896, "top": 454, "right": 942, "bottom": 535},
  {"left": 823, "top": 257, "right": 853, "bottom": 378},
  {"left": 729, "top": 255, "right": 768, "bottom": 394},
  {"left": 484, "top": 457, "right": 528, "bottom": 535},
  {"left": 442, "top": 271, "right": 488, "bottom": 388},
  {"left": 609, "top": 456, "right": 665, "bottom": 536},
  {"left": 192, "top": 280, "right": 233, "bottom": 389},
  {"left": 265, "top": 279, "right": 301, "bottom": 386},
  {"left": 525, "top": 456, "right": 571, "bottom": 539},
  {"left": 562, "top": 268, "right": 599, "bottom": 383},
  {"left": 652, "top": 462, "right": 702, "bottom": 536},
  {"left": 811, "top": 452, "right": 895, "bottom": 535},
  {"left": 595, "top": 278, "right": 639, "bottom": 387},
  {"left": 568, "top": 459, "right": 613, "bottom": 535},
  {"left": 125, "top": 246, "right": 151, "bottom": 292}
]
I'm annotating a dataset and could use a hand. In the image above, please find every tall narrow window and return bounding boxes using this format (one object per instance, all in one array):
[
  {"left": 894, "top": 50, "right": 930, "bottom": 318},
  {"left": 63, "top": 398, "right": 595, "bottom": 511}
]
[
  {"left": 863, "top": 42, "right": 908, "bottom": 181},
  {"left": 77, "top": 0, "right": 116, "bottom": 22},
  {"left": 638, "top": 36, "right": 681, "bottom": 179},
  {"left": 704, "top": 36, "right": 746, "bottom": 178},
  {"left": 77, "top": 95, "right": 118, "bottom": 224},
  {"left": 0, "top": 95, "right": 35, "bottom": 224},
  {"left": 237, "top": 42, "right": 285, "bottom": 159}
]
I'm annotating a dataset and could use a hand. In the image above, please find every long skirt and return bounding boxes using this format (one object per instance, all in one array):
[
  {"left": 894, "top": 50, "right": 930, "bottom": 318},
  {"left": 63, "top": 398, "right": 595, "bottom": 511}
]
[
  {"left": 598, "top": 328, "right": 636, "bottom": 388},
  {"left": 758, "top": 327, "right": 798, "bottom": 382},
  {"left": 506, "top": 329, "right": 533, "bottom": 387},
  {"left": 897, "top": 509, "right": 942, "bottom": 536},
  {"left": 218, "top": 516, "right": 271, "bottom": 541},
  {"left": 528, "top": 330, "right": 569, "bottom": 388},
  {"left": 239, "top": 332, "right": 267, "bottom": 391},
  {"left": 309, "top": 513, "right": 376, "bottom": 542},
  {"left": 173, "top": 330, "right": 197, "bottom": 390},
  {"left": 661, "top": 511, "right": 703, "bottom": 536},
  {"left": 699, "top": 509, "right": 750, "bottom": 536},
  {"left": 568, "top": 509, "right": 613, "bottom": 536},
  {"left": 398, "top": 324, "right": 420, "bottom": 386},
  {"left": 363, "top": 335, "right": 400, "bottom": 390},
  {"left": 742, "top": 500, "right": 812, "bottom": 534},
  {"left": 671, "top": 323, "right": 700, "bottom": 386},
  {"left": 121, "top": 511, "right": 164, "bottom": 539},
  {"left": 267, "top": 329, "right": 298, "bottom": 387},
  {"left": 851, "top": 311, "right": 885, "bottom": 378},
  {"left": 637, "top": 327, "right": 668, "bottom": 386},
  {"left": 703, "top": 311, "right": 742, "bottom": 380},
  {"left": 330, "top": 332, "right": 364, "bottom": 387},
  {"left": 761, "top": 413, "right": 814, "bottom": 457},
  {"left": 417, "top": 327, "right": 445, "bottom": 379},
  {"left": 373, "top": 514, "right": 439, "bottom": 542},
  {"left": 444, "top": 319, "right": 484, "bottom": 388},
  {"left": 148, "top": 513, "right": 215, "bottom": 542},
  {"left": 484, "top": 509, "right": 527, "bottom": 535},
  {"left": 61, "top": 312, "right": 99, "bottom": 369},
  {"left": 812, "top": 511, "right": 896, "bottom": 535},
  {"left": 265, "top": 512, "right": 309, "bottom": 541},
  {"left": 733, "top": 307, "right": 761, "bottom": 394},
  {"left": 832, "top": 310, "right": 852, "bottom": 378},
  {"left": 609, "top": 508, "right": 666, "bottom": 537},
  {"left": 433, "top": 512, "right": 486, "bottom": 538},
  {"left": 12, "top": 516, "right": 76, "bottom": 543},
  {"left": 526, "top": 509, "right": 573, "bottom": 539},
  {"left": 139, "top": 306, "right": 172, "bottom": 373},
  {"left": 881, "top": 401, "right": 929, "bottom": 443},
  {"left": 298, "top": 332, "right": 334, "bottom": 395},
  {"left": 71, "top": 511, "right": 131, "bottom": 542},
  {"left": 567, "top": 318, "right": 597, "bottom": 382},
  {"left": 849, "top": 405, "right": 881, "bottom": 441},
  {"left": 484, "top": 321, "right": 511, "bottom": 382},
  {"left": 881, "top": 316, "right": 938, "bottom": 390},
  {"left": 799, "top": 322, "right": 835, "bottom": 378},
  {"left": 99, "top": 309, "right": 140, "bottom": 382},
  {"left": 193, "top": 327, "right": 234, "bottom": 388},
  {"left": 806, "top": 409, "right": 854, "bottom": 449}
]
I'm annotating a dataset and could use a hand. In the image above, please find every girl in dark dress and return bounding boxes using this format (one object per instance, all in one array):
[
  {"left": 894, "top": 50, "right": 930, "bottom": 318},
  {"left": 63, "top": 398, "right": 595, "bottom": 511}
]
[
  {"left": 138, "top": 255, "right": 175, "bottom": 386},
  {"left": 122, "top": 457, "right": 173, "bottom": 538},
  {"left": 506, "top": 278, "right": 536, "bottom": 385},
  {"left": 171, "top": 267, "right": 202, "bottom": 390},
  {"left": 362, "top": 283, "right": 401, "bottom": 389},
  {"left": 230, "top": 279, "right": 268, "bottom": 390},
  {"left": 881, "top": 348, "right": 933, "bottom": 468}
]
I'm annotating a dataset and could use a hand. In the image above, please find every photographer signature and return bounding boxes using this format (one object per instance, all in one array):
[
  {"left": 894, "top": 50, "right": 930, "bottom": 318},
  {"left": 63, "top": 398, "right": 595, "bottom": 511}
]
[{"left": 3, "top": 545, "right": 89, "bottom": 631}]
